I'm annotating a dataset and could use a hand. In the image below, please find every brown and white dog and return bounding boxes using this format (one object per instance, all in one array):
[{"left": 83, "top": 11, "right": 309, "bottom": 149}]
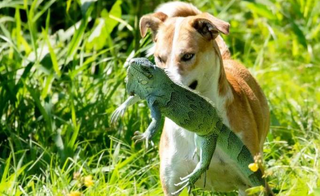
[{"left": 139, "top": 2, "right": 270, "bottom": 195}]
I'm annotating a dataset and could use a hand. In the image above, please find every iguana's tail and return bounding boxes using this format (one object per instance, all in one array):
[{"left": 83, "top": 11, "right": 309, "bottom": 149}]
[{"left": 217, "top": 124, "right": 270, "bottom": 190}]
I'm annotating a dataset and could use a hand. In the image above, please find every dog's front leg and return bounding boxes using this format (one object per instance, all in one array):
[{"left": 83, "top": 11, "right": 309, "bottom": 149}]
[{"left": 159, "top": 126, "right": 199, "bottom": 196}]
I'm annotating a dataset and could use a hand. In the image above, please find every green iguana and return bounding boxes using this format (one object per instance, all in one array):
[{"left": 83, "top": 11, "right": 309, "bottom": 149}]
[{"left": 111, "top": 58, "right": 271, "bottom": 195}]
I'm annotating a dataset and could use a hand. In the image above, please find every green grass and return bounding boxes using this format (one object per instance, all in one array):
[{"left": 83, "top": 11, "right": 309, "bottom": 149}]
[{"left": 0, "top": 0, "right": 319, "bottom": 195}]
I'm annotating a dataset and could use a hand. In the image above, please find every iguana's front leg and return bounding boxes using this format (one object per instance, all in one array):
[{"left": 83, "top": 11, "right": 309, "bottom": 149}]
[
  {"left": 133, "top": 100, "right": 162, "bottom": 149},
  {"left": 173, "top": 133, "right": 218, "bottom": 195},
  {"left": 111, "top": 95, "right": 140, "bottom": 124}
]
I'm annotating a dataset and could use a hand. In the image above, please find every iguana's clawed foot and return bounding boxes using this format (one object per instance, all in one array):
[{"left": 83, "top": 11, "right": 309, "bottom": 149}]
[
  {"left": 132, "top": 131, "right": 147, "bottom": 143},
  {"left": 172, "top": 169, "right": 203, "bottom": 195},
  {"left": 110, "top": 96, "right": 140, "bottom": 125},
  {"left": 110, "top": 106, "right": 126, "bottom": 124},
  {"left": 172, "top": 178, "right": 194, "bottom": 195},
  {"left": 132, "top": 131, "right": 154, "bottom": 149}
]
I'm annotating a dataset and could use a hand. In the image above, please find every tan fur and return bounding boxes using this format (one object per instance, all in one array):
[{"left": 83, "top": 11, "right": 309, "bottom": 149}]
[
  {"left": 224, "top": 60, "right": 270, "bottom": 153},
  {"left": 140, "top": 12, "right": 167, "bottom": 39},
  {"left": 216, "top": 34, "right": 231, "bottom": 60},
  {"left": 140, "top": 2, "right": 270, "bottom": 195},
  {"left": 156, "top": 1, "right": 201, "bottom": 17}
]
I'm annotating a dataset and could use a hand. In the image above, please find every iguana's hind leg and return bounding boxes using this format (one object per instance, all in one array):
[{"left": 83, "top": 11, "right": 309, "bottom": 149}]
[{"left": 173, "top": 133, "right": 218, "bottom": 195}]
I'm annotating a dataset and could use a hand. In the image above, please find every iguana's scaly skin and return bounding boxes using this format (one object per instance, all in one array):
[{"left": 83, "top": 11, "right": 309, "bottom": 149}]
[{"left": 111, "top": 58, "right": 266, "bottom": 195}]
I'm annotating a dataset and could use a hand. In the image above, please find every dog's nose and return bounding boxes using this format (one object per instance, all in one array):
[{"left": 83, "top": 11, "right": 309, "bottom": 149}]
[{"left": 188, "top": 80, "right": 198, "bottom": 90}]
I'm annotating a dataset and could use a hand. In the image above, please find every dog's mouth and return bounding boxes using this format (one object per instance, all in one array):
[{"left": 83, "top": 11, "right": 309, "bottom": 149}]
[{"left": 188, "top": 80, "right": 198, "bottom": 90}]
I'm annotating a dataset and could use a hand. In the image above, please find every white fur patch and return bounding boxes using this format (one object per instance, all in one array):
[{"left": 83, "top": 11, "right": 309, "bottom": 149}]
[{"left": 169, "top": 17, "right": 183, "bottom": 68}]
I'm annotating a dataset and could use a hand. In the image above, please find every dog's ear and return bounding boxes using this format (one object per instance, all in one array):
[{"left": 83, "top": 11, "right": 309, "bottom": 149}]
[
  {"left": 192, "top": 13, "right": 229, "bottom": 40},
  {"left": 139, "top": 12, "right": 168, "bottom": 39}
]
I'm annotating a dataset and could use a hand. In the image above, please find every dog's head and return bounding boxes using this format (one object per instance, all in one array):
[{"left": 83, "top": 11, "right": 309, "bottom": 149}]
[{"left": 140, "top": 10, "right": 229, "bottom": 94}]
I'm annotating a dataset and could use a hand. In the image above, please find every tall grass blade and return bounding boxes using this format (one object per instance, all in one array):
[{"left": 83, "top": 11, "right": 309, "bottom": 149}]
[{"left": 67, "top": 6, "right": 92, "bottom": 59}]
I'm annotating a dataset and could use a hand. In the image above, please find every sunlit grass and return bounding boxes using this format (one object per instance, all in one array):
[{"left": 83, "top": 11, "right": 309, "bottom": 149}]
[{"left": 0, "top": 0, "right": 319, "bottom": 195}]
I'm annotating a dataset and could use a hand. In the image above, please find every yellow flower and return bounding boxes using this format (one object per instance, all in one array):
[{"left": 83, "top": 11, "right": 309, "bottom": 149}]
[
  {"left": 84, "top": 175, "right": 94, "bottom": 187},
  {"left": 68, "top": 191, "right": 81, "bottom": 196},
  {"left": 248, "top": 163, "right": 259, "bottom": 172}
]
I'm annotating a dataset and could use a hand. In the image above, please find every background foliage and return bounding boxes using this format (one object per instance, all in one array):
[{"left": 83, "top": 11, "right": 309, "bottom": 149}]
[{"left": 0, "top": 0, "right": 319, "bottom": 195}]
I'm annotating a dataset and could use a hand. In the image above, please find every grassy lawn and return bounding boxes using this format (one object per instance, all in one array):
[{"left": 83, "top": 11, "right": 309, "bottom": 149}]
[{"left": 0, "top": 0, "right": 319, "bottom": 195}]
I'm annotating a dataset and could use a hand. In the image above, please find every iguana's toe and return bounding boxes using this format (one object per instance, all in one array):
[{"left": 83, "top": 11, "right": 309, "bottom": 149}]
[
  {"left": 172, "top": 174, "right": 197, "bottom": 195},
  {"left": 172, "top": 181, "right": 191, "bottom": 195},
  {"left": 132, "top": 131, "right": 144, "bottom": 143},
  {"left": 180, "top": 174, "right": 192, "bottom": 182},
  {"left": 132, "top": 131, "right": 152, "bottom": 149}
]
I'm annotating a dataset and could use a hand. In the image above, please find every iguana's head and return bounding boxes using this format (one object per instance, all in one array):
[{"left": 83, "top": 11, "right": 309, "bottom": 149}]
[{"left": 126, "top": 58, "right": 168, "bottom": 99}]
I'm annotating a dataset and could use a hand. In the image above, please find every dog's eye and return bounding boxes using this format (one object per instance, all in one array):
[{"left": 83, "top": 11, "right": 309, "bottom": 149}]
[
  {"left": 157, "top": 56, "right": 165, "bottom": 64},
  {"left": 181, "top": 53, "right": 195, "bottom": 61}
]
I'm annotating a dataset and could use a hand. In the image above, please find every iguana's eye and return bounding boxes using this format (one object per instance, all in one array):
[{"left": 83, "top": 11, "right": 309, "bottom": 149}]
[
  {"left": 140, "top": 66, "right": 153, "bottom": 79},
  {"left": 181, "top": 53, "right": 194, "bottom": 62}
]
